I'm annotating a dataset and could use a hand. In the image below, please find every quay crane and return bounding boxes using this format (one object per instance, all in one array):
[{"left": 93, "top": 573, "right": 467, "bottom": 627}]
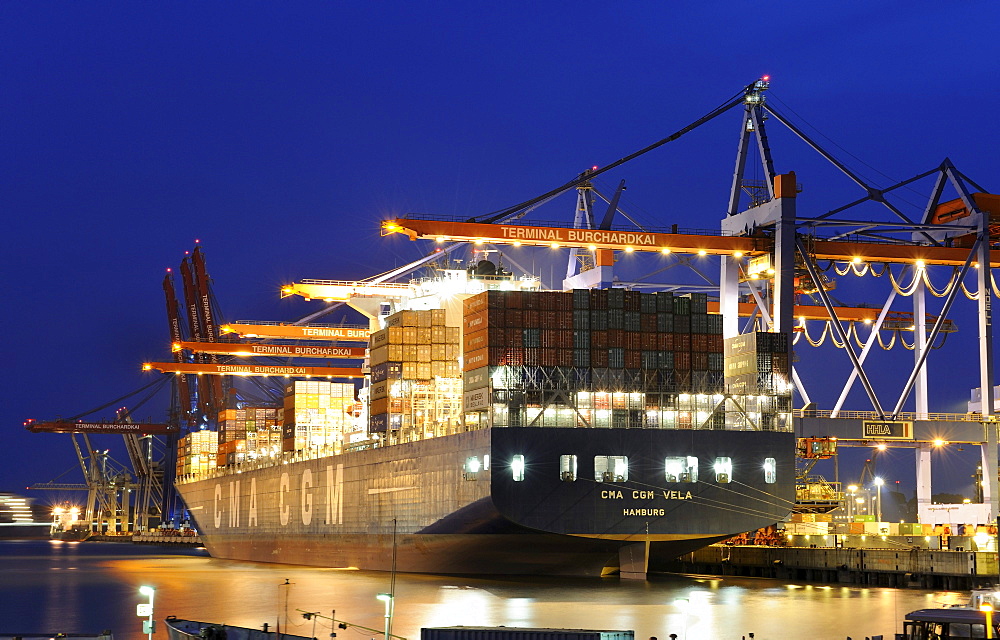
[{"left": 25, "top": 380, "right": 176, "bottom": 536}]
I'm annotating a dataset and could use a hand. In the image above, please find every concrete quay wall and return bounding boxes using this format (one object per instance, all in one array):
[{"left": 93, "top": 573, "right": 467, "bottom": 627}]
[{"left": 663, "top": 545, "right": 1000, "bottom": 589}]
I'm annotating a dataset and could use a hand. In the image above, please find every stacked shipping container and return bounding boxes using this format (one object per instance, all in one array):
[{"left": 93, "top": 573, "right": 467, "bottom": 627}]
[
  {"left": 218, "top": 406, "right": 279, "bottom": 443},
  {"left": 723, "top": 331, "right": 791, "bottom": 394},
  {"left": 282, "top": 380, "right": 358, "bottom": 452},
  {"left": 462, "top": 289, "right": 729, "bottom": 429},
  {"left": 176, "top": 430, "right": 218, "bottom": 476},
  {"left": 368, "top": 308, "right": 463, "bottom": 440}
]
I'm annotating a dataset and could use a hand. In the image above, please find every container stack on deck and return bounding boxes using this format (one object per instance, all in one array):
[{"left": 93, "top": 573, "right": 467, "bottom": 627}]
[
  {"left": 461, "top": 289, "right": 739, "bottom": 429},
  {"left": 282, "top": 380, "right": 358, "bottom": 452},
  {"left": 368, "top": 308, "right": 463, "bottom": 442},
  {"left": 176, "top": 430, "right": 218, "bottom": 477}
]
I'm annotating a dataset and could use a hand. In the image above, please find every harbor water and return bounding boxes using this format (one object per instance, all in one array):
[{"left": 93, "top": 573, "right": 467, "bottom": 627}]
[{"left": 0, "top": 540, "right": 974, "bottom": 640}]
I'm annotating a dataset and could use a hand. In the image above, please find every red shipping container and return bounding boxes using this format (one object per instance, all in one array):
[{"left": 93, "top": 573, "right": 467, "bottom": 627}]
[
  {"left": 675, "top": 351, "right": 691, "bottom": 370},
  {"left": 506, "top": 291, "right": 523, "bottom": 309},
  {"left": 505, "top": 347, "right": 524, "bottom": 366},
  {"left": 675, "top": 333, "right": 691, "bottom": 352},
  {"left": 542, "top": 329, "right": 558, "bottom": 347},
  {"left": 559, "top": 330, "right": 573, "bottom": 349},
  {"left": 506, "top": 309, "right": 523, "bottom": 327},
  {"left": 591, "top": 349, "right": 609, "bottom": 368},
  {"left": 557, "top": 293, "right": 573, "bottom": 311},
  {"left": 707, "top": 334, "right": 723, "bottom": 352},
  {"left": 523, "top": 293, "right": 539, "bottom": 310},
  {"left": 641, "top": 333, "right": 657, "bottom": 350},
  {"left": 608, "top": 331, "right": 624, "bottom": 348},
  {"left": 691, "top": 334, "right": 708, "bottom": 352},
  {"left": 640, "top": 314, "right": 657, "bottom": 332},
  {"left": 591, "top": 331, "right": 608, "bottom": 349},
  {"left": 657, "top": 333, "right": 674, "bottom": 351},
  {"left": 557, "top": 348, "right": 573, "bottom": 367},
  {"left": 524, "top": 310, "right": 540, "bottom": 327},
  {"left": 556, "top": 312, "right": 574, "bottom": 330},
  {"left": 506, "top": 327, "right": 524, "bottom": 346},
  {"left": 625, "top": 350, "right": 641, "bottom": 369},
  {"left": 524, "top": 347, "right": 540, "bottom": 366},
  {"left": 626, "top": 333, "right": 642, "bottom": 350},
  {"left": 541, "top": 348, "right": 557, "bottom": 367},
  {"left": 541, "top": 310, "right": 557, "bottom": 327}
]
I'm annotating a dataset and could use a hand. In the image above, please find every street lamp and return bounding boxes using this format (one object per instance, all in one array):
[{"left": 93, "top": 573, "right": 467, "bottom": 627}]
[
  {"left": 874, "top": 477, "right": 884, "bottom": 522},
  {"left": 138, "top": 586, "right": 155, "bottom": 640},
  {"left": 376, "top": 593, "right": 393, "bottom": 640}
]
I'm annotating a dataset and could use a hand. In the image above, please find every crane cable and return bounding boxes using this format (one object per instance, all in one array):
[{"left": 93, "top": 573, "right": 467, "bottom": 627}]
[
  {"left": 68, "top": 376, "right": 171, "bottom": 421},
  {"left": 472, "top": 88, "right": 749, "bottom": 224},
  {"left": 795, "top": 319, "right": 947, "bottom": 351},
  {"left": 827, "top": 259, "right": 999, "bottom": 300}
]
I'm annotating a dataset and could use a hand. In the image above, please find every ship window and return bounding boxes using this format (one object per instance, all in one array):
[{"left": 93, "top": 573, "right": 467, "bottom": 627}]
[
  {"left": 713, "top": 457, "right": 732, "bottom": 483},
  {"left": 763, "top": 457, "right": 777, "bottom": 484},
  {"left": 511, "top": 455, "right": 525, "bottom": 482},
  {"left": 665, "top": 456, "right": 698, "bottom": 483},
  {"left": 594, "top": 455, "right": 628, "bottom": 483},
  {"left": 483, "top": 454, "right": 490, "bottom": 470},
  {"left": 559, "top": 455, "right": 578, "bottom": 482}
]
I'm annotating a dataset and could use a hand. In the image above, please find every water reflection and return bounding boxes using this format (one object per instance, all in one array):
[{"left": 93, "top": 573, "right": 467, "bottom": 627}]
[{"left": 0, "top": 541, "right": 970, "bottom": 640}]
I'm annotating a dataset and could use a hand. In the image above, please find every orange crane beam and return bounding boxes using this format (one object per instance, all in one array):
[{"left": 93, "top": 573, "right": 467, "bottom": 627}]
[
  {"left": 382, "top": 218, "right": 1000, "bottom": 267},
  {"left": 383, "top": 218, "right": 761, "bottom": 257},
  {"left": 24, "top": 419, "right": 178, "bottom": 435},
  {"left": 144, "top": 362, "right": 365, "bottom": 379},
  {"left": 174, "top": 341, "right": 367, "bottom": 359},
  {"left": 220, "top": 323, "right": 371, "bottom": 342}
]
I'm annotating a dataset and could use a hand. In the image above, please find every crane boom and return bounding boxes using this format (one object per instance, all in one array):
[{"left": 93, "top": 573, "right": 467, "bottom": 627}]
[
  {"left": 381, "top": 218, "right": 1000, "bottom": 267},
  {"left": 191, "top": 246, "right": 225, "bottom": 417},
  {"left": 221, "top": 323, "right": 371, "bottom": 341},
  {"left": 163, "top": 271, "right": 194, "bottom": 427},
  {"left": 174, "top": 341, "right": 367, "bottom": 358},
  {"left": 143, "top": 362, "right": 365, "bottom": 378},
  {"left": 23, "top": 419, "right": 177, "bottom": 435}
]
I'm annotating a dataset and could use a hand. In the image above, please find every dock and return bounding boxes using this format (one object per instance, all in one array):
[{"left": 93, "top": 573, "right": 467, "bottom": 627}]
[{"left": 663, "top": 543, "right": 1000, "bottom": 589}]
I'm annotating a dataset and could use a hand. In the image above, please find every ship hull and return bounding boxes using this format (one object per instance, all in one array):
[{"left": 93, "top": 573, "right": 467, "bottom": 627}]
[{"left": 176, "top": 427, "right": 795, "bottom": 576}]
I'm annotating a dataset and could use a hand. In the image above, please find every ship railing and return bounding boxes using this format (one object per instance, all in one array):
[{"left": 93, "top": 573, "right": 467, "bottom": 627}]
[{"left": 794, "top": 409, "right": 988, "bottom": 423}]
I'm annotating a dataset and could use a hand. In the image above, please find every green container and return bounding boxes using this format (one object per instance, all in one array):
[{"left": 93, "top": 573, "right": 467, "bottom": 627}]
[{"left": 854, "top": 514, "right": 876, "bottom": 522}]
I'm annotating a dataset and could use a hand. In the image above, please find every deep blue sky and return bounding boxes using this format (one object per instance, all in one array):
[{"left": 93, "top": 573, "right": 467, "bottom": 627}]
[{"left": 3, "top": 2, "right": 998, "bottom": 501}]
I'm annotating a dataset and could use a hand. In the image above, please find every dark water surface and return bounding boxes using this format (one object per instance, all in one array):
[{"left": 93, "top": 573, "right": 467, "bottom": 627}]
[{"left": 0, "top": 540, "right": 970, "bottom": 639}]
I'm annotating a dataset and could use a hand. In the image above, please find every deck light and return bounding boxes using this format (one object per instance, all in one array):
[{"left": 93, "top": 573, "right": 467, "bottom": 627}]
[
  {"left": 698, "top": 249, "right": 707, "bottom": 256},
  {"left": 661, "top": 248, "right": 671, "bottom": 254}
]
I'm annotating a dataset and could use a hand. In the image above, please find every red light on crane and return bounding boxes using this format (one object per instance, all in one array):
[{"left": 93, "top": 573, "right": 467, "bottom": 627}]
[{"left": 762, "top": 75, "right": 770, "bottom": 81}]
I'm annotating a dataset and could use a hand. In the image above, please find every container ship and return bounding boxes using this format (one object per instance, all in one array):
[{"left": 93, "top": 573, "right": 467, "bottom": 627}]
[{"left": 172, "top": 265, "right": 796, "bottom": 577}]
